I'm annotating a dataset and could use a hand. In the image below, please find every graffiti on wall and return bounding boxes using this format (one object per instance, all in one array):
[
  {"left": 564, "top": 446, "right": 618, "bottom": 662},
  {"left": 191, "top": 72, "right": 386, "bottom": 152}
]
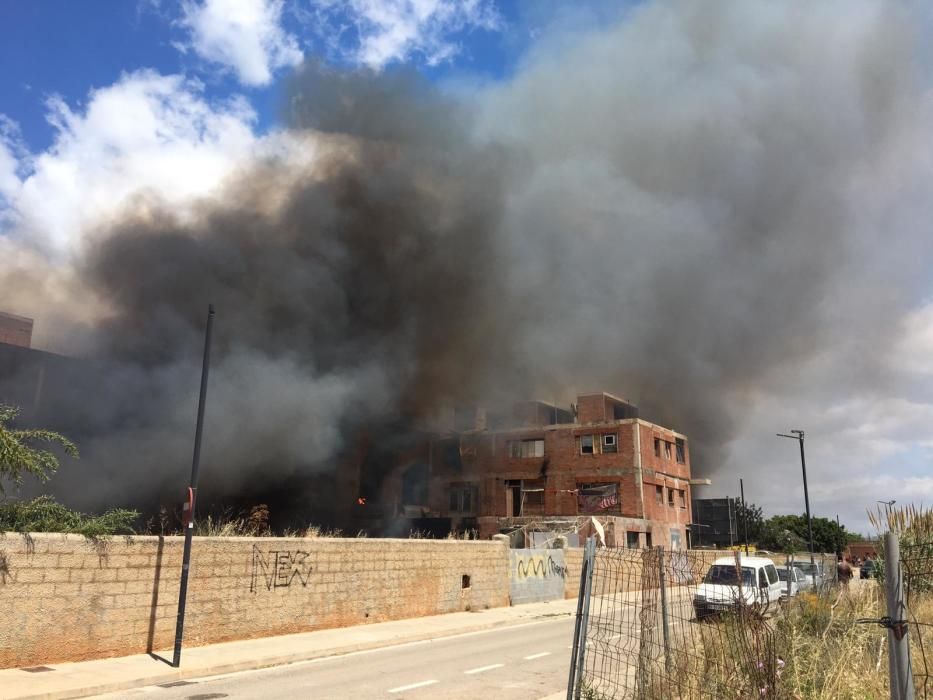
[
  {"left": 250, "top": 545, "right": 313, "bottom": 592},
  {"left": 514, "top": 553, "right": 568, "bottom": 580}
]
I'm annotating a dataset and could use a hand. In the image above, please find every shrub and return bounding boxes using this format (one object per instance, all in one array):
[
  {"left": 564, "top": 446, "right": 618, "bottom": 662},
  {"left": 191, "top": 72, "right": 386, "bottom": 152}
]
[{"left": 0, "top": 495, "right": 138, "bottom": 537}]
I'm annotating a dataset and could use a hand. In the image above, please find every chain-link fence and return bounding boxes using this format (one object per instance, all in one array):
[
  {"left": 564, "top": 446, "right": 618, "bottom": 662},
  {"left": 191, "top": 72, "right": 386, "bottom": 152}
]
[
  {"left": 900, "top": 542, "right": 933, "bottom": 697},
  {"left": 568, "top": 541, "right": 778, "bottom": 699}
]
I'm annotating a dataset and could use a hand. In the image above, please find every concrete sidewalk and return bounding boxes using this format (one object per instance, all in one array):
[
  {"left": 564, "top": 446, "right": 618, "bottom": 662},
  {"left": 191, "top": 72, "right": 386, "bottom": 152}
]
[{"left": 1, "top": 598, "right": 578, "bottom": 700}]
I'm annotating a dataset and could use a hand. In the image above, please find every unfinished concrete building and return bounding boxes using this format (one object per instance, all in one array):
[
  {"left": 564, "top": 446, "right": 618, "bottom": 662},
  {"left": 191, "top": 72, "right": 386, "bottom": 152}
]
[{"left": 365, "top": 392, "right": 703, "bottom": 547}]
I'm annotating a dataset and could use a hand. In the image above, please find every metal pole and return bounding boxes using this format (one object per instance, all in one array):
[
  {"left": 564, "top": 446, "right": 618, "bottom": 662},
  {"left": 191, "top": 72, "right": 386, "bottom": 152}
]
[
  {"left": 797, "top": 433, "right": 816, "bottom": 571},
  {"left": 884, "top": 531, "right": 914, "bottom": 700},
  {"left": 728, "top": 497, "right": 734, "bottom": 547},
  {"left": 740, "top": 479, "right": 749, "bottom": 555},
  {"left": 573, "top": 537, "right": 597, "bottom": 700},
  {"left": 658, "top": 546, "right": 671, "bottom": 672},
  {"left": 696, "top": 500, "right": 702, "bottom": 547},
  {"left": 567, "top": 539, "right": 590, "bottom": 700},
  {"left": 172, "top": 304, "right": 215, "bottom": 668}
]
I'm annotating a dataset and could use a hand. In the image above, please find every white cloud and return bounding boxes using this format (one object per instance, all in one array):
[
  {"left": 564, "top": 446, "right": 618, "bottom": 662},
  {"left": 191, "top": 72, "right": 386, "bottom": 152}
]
[
  {"left": 2, "top": 71, "right": 264, "bottom": 253},
  {"left": 321, "top": 0, "right": 501, "bottom": 69},
  {"left": 180, "top": 0, "right": 303, "bottom": 86},
  {"left": 0, "top": 69, "right": 331, "bottom": 349}
]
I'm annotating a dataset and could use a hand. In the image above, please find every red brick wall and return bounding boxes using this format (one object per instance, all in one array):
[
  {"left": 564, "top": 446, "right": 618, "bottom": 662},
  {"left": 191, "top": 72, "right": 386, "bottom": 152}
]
[
  {"left": 450, "top": 422, "right": 643, "bottom": 519},
  {"left": 0, "top": 312, "right": 32, "bottom": 348},
  {"left": 639, "top": 423, "right": 692, "bottom": 546}
]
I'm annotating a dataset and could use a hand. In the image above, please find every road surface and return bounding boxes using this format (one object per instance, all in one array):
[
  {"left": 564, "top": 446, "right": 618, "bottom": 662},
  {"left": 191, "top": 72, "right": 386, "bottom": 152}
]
[{"left": 92, "top": 617, "right": 575, "bottom": 700}]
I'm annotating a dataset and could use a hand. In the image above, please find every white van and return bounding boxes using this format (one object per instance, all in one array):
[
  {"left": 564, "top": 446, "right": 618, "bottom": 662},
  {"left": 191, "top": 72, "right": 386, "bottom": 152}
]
[{"left": 693, "top": 556, "right": 785, "bottom": 618}]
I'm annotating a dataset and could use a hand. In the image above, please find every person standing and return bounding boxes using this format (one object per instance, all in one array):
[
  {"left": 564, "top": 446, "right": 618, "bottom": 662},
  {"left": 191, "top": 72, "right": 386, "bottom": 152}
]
[{"left": 837, "top": 556, "right": 853, "bottom": 588}]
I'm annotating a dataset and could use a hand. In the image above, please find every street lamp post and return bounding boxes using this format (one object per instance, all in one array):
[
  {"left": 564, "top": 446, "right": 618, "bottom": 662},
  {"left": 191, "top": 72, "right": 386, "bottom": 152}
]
[{"left": 777, "top": 430, "right": 815, "bottom": 571}]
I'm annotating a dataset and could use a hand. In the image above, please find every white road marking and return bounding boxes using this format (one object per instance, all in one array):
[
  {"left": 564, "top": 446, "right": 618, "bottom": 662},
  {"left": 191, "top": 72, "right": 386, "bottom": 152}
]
[
  {"left": 464, "top": 663, "right": 504, "bottom": 675},
  {"left": 163, "top": 618, "right": 569, "bottom": 686},
  {"left": 524, "top": 652, "right": 552, "bottom": 660},
  {"left": 388, "top": 679, "right": 439, "bottom": 693}
]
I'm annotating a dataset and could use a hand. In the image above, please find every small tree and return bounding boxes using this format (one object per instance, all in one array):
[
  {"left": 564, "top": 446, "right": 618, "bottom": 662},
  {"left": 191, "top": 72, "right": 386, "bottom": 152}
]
[{"left": 0, "top": 405, "right": 78, "bottom": 493}]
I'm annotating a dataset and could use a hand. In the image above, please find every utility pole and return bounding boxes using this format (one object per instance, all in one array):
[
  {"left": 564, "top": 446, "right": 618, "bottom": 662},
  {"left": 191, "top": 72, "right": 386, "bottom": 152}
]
[
  {"left": 740, "top": 479, "right": 749, "bottom": 555},
  {"left": 777, "top": 430, "right": 816, "bottom": 571},
  {"left": 172, "top": 305, "right": 215, "bottom": 668}
]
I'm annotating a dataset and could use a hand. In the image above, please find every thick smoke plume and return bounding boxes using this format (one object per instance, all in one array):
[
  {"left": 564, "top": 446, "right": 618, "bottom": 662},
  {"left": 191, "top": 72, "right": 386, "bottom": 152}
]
[{"left": 2, "top": 1, "right": 932, "bottom": 517}]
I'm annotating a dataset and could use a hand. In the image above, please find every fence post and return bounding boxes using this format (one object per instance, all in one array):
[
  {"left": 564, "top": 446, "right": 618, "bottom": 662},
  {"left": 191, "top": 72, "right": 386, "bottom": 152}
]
[
  {"left": 658, "top": 545, "right": 671, "bottom": 673},
  {"left": 574, "top": 537, "right": 596, "bottom": 700},
  {"left": 884, "top": 531, "right": 914, "bottom": 700},
  {"left": 568, "top": 537, "right": 596, "bottom": 700}
]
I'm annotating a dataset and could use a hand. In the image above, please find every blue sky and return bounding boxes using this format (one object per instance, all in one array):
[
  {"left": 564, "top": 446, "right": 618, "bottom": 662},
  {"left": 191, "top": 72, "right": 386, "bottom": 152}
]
[{"left": 0, "top": 0, "right": 627, "bottom": 153}]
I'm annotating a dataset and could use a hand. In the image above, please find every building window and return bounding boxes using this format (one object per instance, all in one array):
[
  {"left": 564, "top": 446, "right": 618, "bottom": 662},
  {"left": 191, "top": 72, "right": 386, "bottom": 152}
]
[
  {"left": 671, "top": 530, "right": 682, "bottom": 550},
  {"left": 577, "top": 482, "right": 621, "bottom": 514},
  {"left": 675, "top": 438, "right": 686, "bottom": 464},
  {"left": 664, "top": 441, "right": 672, "bottom": 460},
  {"left": 522, "top": 478, "right": 546, "bottom": 514},
  {"left": 655, "top": 485, "right": 663, "bottom": 504},
  {"left": 646, "top": 532, "right": 653, "bottom": 549},
  {"left": 667, "top": 488, "right": 675, "bottom": 507},
  {"left": 448, "top": 485, "right": 477, "bottom": 514},
  {"left": 626, "top": 531, "right": 640, "bottom": 549},
  {"left": 602, "top": 434, "right": 617, "bottom": 453},
  {"left": 678, "top": 489, "right": 686, "bottom": 509},
  {"left": 580, "top": 435, "right": 595, "bottom": 454},
  {"left": 509, "top": 438, "right": 544, "bottom": 458},
  {"left": 654, "top": 437, "right": 661, "bottom": 458}
]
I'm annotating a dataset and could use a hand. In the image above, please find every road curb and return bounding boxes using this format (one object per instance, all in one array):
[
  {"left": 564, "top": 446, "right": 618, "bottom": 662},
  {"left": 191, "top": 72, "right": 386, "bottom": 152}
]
[{"left": 7, "top": 611, "right": 575, "bottom": 700}]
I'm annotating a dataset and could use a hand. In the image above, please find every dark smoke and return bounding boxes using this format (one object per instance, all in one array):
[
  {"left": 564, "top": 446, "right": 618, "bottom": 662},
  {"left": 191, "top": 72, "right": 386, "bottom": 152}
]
[
  {"left": 4, "top": 65, "right": 517, "bottom": 519},
  {"left": 3, "top": 1, "right": 932, "bottom": 518}
]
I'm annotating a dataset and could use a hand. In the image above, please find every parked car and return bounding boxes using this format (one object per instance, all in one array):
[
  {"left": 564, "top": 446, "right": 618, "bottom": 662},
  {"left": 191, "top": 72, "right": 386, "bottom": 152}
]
[
  {"left": 776, "top": 565, "right": 806, "bottom": 599},
  {"left": 791, "top": 561, "right": 824, "bottom": 590},
  {"left": 694, "top": 556, "right": 785, "bottom": 619},
  {"left": 861, "top": 558, "right": 876, "bottom": 579}
]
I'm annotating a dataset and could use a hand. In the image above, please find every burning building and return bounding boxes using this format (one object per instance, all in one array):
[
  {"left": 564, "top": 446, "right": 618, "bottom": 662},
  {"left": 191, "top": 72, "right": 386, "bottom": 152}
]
[{"left": 355, "top": 392, "right": 702, "bottom": 546}]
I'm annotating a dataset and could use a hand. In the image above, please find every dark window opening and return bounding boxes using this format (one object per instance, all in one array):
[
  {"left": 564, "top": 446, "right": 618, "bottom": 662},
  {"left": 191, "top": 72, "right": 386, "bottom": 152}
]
[
  {"left": 664, "top": 441, "right": 672, "bottom": 460},
  {"left": 507, "top": 480, "right": 522, "bottom": 517},
  {"left": 580, "top": 435, "right": 595, "bottom": 454},
  {"left": 654, "top": 437, "right": 661, "bottom": 458},
  {"left": 401, "top": 463, "right": 429, "bottom": 506},
  {"left": 626, "top": 531, "right": 640, "bottom": 549},
  {"left": 522, "top": 478, "right": 546, "bottom": 515},
  {"left": 675, "top": 438, "right": 686, "bottom": 464},
  {"left": 667, "top": 488, "right": 675, "bottom": 507},
  {"left": 462, "top": 574, "right": 471, "bottom": 589},
  {"left": 655, "top": 485, "right": 663, "bottom": 504},
  {"left": 509, "top": 438, "right": 544, "bottom": 458},
  {"left": 448, "top": 485, "right": 477, "bottom": 514}
]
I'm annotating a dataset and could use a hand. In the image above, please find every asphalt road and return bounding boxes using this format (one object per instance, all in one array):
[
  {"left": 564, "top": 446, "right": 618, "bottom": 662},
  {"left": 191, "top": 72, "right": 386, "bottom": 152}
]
[{"left": 92, "top": 617, "right": 575, "bottom": 700}]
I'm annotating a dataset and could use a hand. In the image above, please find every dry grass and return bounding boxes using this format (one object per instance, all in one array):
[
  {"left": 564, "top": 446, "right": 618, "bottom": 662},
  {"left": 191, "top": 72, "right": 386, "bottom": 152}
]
[{"left": 772, "top": 584, "right": 889, "bottom": 699}]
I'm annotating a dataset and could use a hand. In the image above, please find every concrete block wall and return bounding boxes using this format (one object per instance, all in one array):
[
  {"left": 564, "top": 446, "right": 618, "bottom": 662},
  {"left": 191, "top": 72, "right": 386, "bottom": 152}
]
[
  {"left": 508, "top": 549, "right": 568, "bottom": 604},
  {"left": 0, "top": 534, "right": 510, "bottom": 669}
]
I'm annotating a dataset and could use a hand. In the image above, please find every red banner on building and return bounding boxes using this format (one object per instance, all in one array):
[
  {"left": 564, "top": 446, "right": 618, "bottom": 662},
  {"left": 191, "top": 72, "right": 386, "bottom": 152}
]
[{"left": 577, "top": 483, "right": 620, "bottom": 513}]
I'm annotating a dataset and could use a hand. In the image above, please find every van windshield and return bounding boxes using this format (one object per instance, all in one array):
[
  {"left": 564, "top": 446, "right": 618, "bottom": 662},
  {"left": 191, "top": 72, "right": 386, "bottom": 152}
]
[{"left": 704, "top": 565, "right": 755, "bottom": 586}]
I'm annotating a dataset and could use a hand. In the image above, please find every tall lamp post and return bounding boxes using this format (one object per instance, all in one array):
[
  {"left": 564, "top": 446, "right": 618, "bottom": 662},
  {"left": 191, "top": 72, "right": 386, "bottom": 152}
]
[{"left": 777, "top": 430, "right": 815, "bottom": 570}]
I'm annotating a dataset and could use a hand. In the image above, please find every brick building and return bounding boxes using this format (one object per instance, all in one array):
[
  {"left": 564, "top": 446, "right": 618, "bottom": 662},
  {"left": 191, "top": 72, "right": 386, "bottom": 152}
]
[
  {"left": 0, "top": 311, "right": 33, "bottom": 348},
  {"left": 364, "top": 392, "right": 701, "bottom": 548}
]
